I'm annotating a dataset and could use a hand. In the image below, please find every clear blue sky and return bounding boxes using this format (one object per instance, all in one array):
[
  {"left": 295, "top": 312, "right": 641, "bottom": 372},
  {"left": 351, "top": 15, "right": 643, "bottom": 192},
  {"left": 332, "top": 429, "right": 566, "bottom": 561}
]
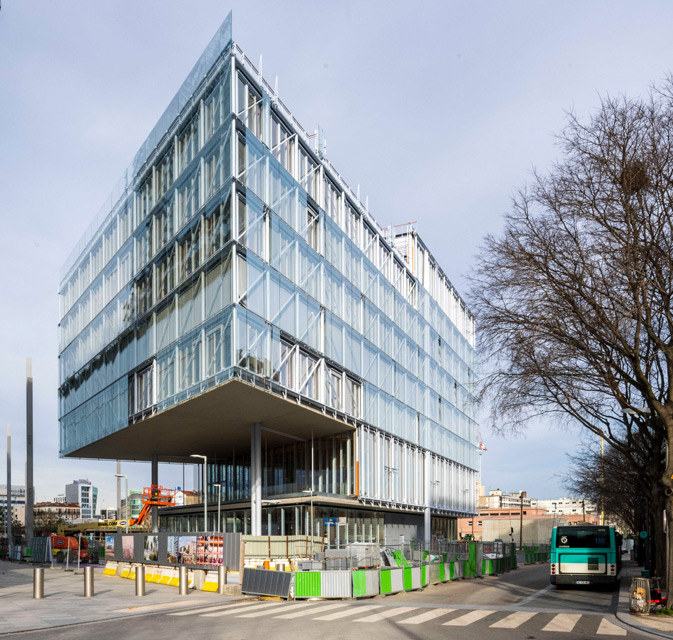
[{"left": 1, "top": 0, "right": 672, "bottom": 509}]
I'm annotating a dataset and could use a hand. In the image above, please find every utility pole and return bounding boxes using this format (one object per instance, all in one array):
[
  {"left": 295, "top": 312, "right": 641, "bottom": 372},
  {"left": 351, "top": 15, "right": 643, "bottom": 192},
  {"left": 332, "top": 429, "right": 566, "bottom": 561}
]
[
  {"left": 6, "top": 424, "right": 12, "bottom": 558},
  {"left": 25, "top": 358, "right": 34, "bottom": 547},
  {"left": 116, "top": 461, "right": 122, "bottom": 518},
  {"left": 519, "top": 491, "right": 526, "bottom": 549}
]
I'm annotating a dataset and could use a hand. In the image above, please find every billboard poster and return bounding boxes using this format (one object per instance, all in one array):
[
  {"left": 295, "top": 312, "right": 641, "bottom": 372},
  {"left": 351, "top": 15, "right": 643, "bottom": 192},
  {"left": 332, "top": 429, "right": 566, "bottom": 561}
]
[
  {"left": 122, "top": 535, "right": 134, "bottom": 561},
  {"left": 177, "top": 536, "right": 197, "bottom": 564},
  {"left": 105, "top": 535, "right": 115, "bottom": 559},
  {"left": 197, "top": 536, "right": 223, "bottom": 565},
  {"left": 144, "top": 535, "right": 159, "bottom": 562},
  {"left": 167, "top": 536, "right": 179, "bottom": 564}
]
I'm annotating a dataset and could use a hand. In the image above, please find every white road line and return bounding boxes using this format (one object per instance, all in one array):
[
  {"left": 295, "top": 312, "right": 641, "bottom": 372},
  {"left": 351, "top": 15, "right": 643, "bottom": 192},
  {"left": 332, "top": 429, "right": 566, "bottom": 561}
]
[
  {"left": 314, "top": 605, "right": 382, "bottom": 621},
  {"left": 235, "top": 602, "right": 291, "bottom": 618},
  {"left": 542, "top": 613, "right": 581, "bottom": 632},
  {"left": 490, "top": 611, "right": 537, "bottom": 629},
  {"left": 596, "top": 618, "right": 627, "bottom": 636},
  {"left": 273, "top": 602, "right": 338, "bottom": 619},
  {"left": 443, "top": 610, "right": 495, "bottom": 626},
  {"left": 518, "top": 584, "right": 554, "bottom": 606},
  {"left": 354, "top": 607, "right": 417, "bottom": 622},
  {"left": 279, "top": 603, "right": 351, "bottom": 619},
  {"left": 203, "top": 602, "right": 278, "bottom": 618},
  {"left": 170, "top": 602, "right": 255, "bottom": 617},
  {"left": 398, "top": 608, "right": 455, "bottom": 625}
]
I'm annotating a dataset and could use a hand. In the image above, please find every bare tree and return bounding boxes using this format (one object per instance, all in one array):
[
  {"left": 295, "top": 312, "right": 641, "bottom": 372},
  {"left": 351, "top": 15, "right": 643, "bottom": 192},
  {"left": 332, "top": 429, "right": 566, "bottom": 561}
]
[
  {"left": 562, "top": 437, "right": 649, "bottom": 536},
  {"left": 470, "top": 80, "right": 673, "bottom": 586}
]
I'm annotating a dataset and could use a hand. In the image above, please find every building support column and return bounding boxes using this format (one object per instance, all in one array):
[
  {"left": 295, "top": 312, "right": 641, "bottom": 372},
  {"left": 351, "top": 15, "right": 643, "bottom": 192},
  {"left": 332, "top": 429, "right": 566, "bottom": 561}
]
[
  {"left": 251, "top": 423, "right": 262, "bottom": 535},
  {"left": 424, "top": 450, "right": 431, "bottom": 544},
  {"left": 151, "top": 454, "right": 159, "bottom": 533}
]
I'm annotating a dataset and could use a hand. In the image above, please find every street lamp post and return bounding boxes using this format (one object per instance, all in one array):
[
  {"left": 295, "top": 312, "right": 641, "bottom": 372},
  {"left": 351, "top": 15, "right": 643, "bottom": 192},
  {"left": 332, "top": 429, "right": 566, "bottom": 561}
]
[
  {"left": 213, "top": 483, "right": 221, "bottom": 533},
  {"left": 190, "top": 454, "right": 208, "bottom": 531},
  {"left": 114, "top": 473, "right": 129, "bottom": 533},
  {"left": 302, "top": 490, "right": 314, "bottom": 556}
]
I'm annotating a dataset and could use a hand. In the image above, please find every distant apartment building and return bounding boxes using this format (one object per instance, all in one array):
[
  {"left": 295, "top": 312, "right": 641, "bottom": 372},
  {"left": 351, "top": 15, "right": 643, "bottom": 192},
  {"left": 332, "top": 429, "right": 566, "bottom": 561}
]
[
  {"left": 53, "top": 494, "right": 66, "bottom": 503},
  {"left": 477, "top": 488, "right": 532, "bottom": 510},
  {"left": 459, "top": 497, "right": 600, "bottom": 540},
  {"left": 65, "top": 480, "right": 98, "bottom": 520},
  {"left": 121, "top": 491, "right": 144, "bottom": 520},
  {"left": 34, "top": 502, "right": 81, "bottom": 523},
  {"left": 0, "top": 485, "right": 26, "bottom": 530},
  {"left": 100, "top": 508, "right": 118, "bottom": 520},
  {"left": 531, "top": 497, "right": 597, "bottom": 517}
]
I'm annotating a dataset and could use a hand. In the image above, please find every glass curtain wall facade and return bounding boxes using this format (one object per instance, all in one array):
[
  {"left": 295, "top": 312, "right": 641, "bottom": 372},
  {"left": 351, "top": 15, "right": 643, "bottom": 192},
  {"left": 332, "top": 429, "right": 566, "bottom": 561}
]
[{"left": 58, "top": 12, "right": 479, "bottom": 530}]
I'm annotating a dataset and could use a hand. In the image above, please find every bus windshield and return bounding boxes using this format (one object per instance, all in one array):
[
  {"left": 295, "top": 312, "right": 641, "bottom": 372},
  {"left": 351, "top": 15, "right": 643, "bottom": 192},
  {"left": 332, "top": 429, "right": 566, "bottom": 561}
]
[{"left": 556, "top": 527, "right": 611, "bottom": 549}]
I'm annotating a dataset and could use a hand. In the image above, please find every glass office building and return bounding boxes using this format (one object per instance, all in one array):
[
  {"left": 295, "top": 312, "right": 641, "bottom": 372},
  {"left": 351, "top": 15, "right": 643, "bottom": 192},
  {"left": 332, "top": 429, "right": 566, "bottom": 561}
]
[{"left": 58, "top": 13, "right": 478, "bottom": 542}]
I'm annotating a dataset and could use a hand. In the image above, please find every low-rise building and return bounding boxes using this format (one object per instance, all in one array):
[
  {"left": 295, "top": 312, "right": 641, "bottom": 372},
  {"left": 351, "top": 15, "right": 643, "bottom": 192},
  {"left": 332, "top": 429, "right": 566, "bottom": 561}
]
[
  {"left": 0, "top": 485, "right": 26, "bottom": 529},
  {"left": 531, "top": 497, "right": 597, "bottom": 517},
  {"left": 34, "top": 502, "right": 80, "bottom": 523}
]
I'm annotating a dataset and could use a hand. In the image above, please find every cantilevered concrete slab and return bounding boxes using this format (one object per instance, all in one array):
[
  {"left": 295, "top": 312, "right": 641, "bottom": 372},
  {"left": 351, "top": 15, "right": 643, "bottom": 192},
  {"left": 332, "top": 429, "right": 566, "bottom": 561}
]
[{"left": 65, "top": 379, "right": 354, "bottom": 463}]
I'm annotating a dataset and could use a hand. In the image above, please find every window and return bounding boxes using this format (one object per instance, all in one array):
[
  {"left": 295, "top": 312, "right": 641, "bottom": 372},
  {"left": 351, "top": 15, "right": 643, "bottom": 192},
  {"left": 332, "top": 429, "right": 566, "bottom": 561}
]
[
  {"left": 205, "top": 148, "right": 222, "bottom": 200},
  {"left": 271, "top": 113, "right": 294, "bottom": 173},
  {"left": 155, "top": 204, "right": 174, "bottom": 253},
  {"left": 275, "top": 339, "right": 295, "bottom": 389},
  {"left": 204, "top": 196, "right": 231, "bottom": 258},
  {"left": 326, "top": 367, "right": 343, "bottom": 411},
  {"left": 298, "top": 145, "right": 318, "bottom": 200},
  {"left": 178, "top": 224, "right": 201, "bottom": 282},
  {"left": 178, "top": 114, "right": 199, "bottom": 174},
  {"left": 156, "top": 146, "right": 174, "bottom": 198},
  {"left": 204, "top": 79, "right": 224, "bottom": 143},
  {"left": 298, "top": 350, "right": 319, "bottom": 400},
  {"left": 137, "top": 174, "right": 153, "bottom": 223},
  {"left": 237, "top": 73, "right": 262, "bottom": 137},
  {"left": 156, "top": 249, "right": 175, "bottom": 300},
  {"left": 345, "top": 377, "right": 361, "bottom": 417},
  {"left": 305, "top": 204, "right": 319, "bottom": 252}
]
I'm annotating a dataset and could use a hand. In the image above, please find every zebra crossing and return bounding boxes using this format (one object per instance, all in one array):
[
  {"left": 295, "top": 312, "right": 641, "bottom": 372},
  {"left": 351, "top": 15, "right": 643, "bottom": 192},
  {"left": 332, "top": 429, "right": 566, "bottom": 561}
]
[{"left": 168, "top": 601, "right": 629, "bottom": 635}]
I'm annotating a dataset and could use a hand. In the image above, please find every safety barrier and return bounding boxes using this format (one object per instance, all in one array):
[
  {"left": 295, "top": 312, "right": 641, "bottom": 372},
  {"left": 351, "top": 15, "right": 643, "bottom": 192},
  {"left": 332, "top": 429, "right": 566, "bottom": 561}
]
[
  {"left": 352, "top": 569, "right": 379, "bottom": 597},
  {"left": 102, "top": 561, "right": 242, "bottom": 591},
  {"left": 380, "top": 567, "right": 404, "bottom": 594}
]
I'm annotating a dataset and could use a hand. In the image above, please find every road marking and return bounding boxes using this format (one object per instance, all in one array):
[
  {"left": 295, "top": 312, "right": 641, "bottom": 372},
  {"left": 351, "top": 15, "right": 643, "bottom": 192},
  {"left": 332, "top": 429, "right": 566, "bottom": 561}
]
[
  {"left": 235, "top": 602, "right": 291, "bottom": 618},
  {"left": 170, "top": 602, "right": 255, "bottom": 616},
  {"left": 314, "top": 605, "right": 382, "bottom": 620},
  {"left": 518, "top": 584, "right": 554, "bottom": 606},
  {"left": 443, "top": 610, "right": 495, "bottom": 626},
  {"left": 542, "top": 613, "right": 581, "bottom": 632},
  {"left": 596, "top": 618, "right": 627, "bottom": 636},
  {"left": 490, "top": 611, "right": 537, "bottom": 628},
  {"left": 273, "top": 602, "right": 340, "bottom": 619},
  {"left": 354, "top": 607, "right": 417, "bottom": 622},
  {"left": 398, "top": 608, "right": 455, "bottom": 624}
]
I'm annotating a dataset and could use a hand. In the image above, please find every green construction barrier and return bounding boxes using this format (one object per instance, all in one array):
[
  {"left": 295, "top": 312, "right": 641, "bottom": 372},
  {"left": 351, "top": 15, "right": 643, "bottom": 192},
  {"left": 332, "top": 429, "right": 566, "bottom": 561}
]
[
  {"left": 391, "top": 550, "right": 410, "bottom": 568},
  {"left": 439, "top": 563, "right": 446, "bottom": 582},
  {"left": 467, "top": 543, "right": 477, "bottom": 578},
  {"left": 352, "top": 569, "right": 378, "bottom": 597},
  {"left": 421, "top": 564, "right": 426, "bottom": 585},
  {"left": 295, "top": 571, "right": 321, "bottom": 598},
  {"left": 380, "top": 568, "right": 404, "bottom": 594}
]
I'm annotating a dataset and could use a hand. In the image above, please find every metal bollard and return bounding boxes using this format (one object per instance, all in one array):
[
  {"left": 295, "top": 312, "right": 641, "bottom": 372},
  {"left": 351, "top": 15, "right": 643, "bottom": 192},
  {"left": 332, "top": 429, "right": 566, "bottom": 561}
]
[
  {"left": 135, "top": 565, "right": 146, "bottom": 597},
  {"left": 178, "top": 566, "right": 189, "bottom": 595},
  {"left": 218, "top": 565, "right": 228, "bottom": 594},
  {"left": 83, "top": 566, "right": 94, "bottom": 597},
  {"left": 33, "top": 567, "right": 44, "bottom": 599}
]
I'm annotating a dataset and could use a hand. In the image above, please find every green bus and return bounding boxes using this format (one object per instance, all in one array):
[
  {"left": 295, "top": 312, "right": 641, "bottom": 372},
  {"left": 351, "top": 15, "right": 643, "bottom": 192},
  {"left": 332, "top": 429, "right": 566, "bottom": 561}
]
[{"left": 550, "top": 525, "right": 621, "bottom": 587}]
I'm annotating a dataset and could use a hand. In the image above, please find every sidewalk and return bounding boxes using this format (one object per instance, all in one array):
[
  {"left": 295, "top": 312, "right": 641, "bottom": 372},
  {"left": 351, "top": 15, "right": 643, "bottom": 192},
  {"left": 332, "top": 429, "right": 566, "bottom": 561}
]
[
  {"left": 616, "top": 561, "right": 673, "bottom": 638},
  {"left": 0, "top": 561, "right": 250, "bottom": 635}
]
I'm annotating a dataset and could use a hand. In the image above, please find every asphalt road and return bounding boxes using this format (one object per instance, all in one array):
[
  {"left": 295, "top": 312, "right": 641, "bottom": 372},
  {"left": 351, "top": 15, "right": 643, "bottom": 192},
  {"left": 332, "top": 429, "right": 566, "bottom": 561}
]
[{"left": 3, "top": 563, "right": 643, "bottom": 640}]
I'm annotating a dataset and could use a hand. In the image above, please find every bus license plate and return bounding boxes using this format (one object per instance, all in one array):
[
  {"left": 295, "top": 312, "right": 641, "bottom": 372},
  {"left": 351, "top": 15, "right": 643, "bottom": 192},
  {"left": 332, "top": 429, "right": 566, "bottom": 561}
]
[{"left": 575, "top": 580, "right": 590, "bottom": 584}]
